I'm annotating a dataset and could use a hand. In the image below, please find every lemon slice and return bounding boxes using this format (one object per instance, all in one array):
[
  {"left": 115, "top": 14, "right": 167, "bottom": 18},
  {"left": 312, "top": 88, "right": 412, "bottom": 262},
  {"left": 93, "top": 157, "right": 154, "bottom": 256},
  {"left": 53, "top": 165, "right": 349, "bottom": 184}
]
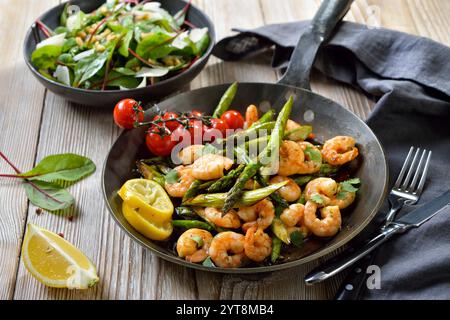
[
  {"left": 118, "top": 179, "right": 173, "bottom": 223},
  {"left": 22, "top": 223, "right": 99, "bottom": 289},
  {"left": 122, "top": 202, "right": 173, "bottom": 241}
]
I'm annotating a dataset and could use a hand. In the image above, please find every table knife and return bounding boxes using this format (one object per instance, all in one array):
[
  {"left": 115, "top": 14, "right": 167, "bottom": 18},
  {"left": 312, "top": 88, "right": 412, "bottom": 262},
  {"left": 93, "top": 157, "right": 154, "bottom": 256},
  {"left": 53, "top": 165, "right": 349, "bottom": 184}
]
[{"left": 305, "top": 188, "right": 450, "bottom": 285}]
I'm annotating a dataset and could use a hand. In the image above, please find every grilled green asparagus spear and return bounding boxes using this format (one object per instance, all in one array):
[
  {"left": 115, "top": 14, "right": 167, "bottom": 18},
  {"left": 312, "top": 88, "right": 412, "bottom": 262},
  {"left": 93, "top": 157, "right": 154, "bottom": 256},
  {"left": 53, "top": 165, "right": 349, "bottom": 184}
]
[
  {"left": 284, "top": 125, "right": 312, "bottom": 141},
  {"left": 271, "top": 236, "right": 282, "bottom": 263},
  {"left": 207, "top": 164, "right": 245, "bottom": 192},
  {"left": 182, "top": 180, "right": 202, "bottom": 203},
  {"left": 183, "top": 181, "right": 287, "bottom": 207},
  {"left": 136, "top": 162, "right": 165, "bottom": 186},
  {"left": 254, "top": 173, "right": 289, "bottom": 209},
  {"left": 222, "top": 121, "right": 275, "bottom": 144},
  {"left": 260, "top": 96, "right": 293, "bottom": 162},
  {"left": 222, "top": 162, "right": 262, "bottom": 213},
  {"left": 249, "top": 109, "right": 275, "bottom": 128},
  {"left": 175, "top": 206, "right": 199, "bottom": 219},
  {"left": 172, "top": 220, "right": 215, "bottom": 231},
  {"left": 212, "top": 82, "right": 238, "bottom": 118}
]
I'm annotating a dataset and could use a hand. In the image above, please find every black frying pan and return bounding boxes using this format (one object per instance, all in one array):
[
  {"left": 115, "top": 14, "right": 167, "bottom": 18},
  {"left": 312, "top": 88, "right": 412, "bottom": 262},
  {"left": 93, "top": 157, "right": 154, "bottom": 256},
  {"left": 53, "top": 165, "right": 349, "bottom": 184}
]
[{"left": 102, "top": 0, "right": 388, "bottom": 274}]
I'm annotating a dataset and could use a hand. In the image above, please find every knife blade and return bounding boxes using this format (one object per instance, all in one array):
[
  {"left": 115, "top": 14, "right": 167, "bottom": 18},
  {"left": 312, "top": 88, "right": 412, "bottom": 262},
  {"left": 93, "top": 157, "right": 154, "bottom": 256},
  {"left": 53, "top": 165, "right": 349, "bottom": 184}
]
[
  {"left": 396, "top": 189, "right": 450, "bottom": 227},
  {"left": 305, "top": 188, "right": 450, "bottom": 285}
]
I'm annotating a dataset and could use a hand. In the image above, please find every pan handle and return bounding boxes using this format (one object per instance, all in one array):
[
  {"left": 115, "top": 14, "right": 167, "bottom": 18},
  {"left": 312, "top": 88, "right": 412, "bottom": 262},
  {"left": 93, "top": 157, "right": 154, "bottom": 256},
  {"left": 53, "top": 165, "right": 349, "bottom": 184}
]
[{"left": 278, "top": 0, "right": 353, "bottom": 90}]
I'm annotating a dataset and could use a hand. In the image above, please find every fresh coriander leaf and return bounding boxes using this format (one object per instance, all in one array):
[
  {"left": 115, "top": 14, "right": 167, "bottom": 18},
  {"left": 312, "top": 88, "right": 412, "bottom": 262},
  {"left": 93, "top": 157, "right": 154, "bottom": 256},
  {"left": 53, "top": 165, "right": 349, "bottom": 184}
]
[
  {"left": 304, "top": 146, "right": 322, "bottom": 163},
  {"left": 202, "top": 256, "right": 215, "bottom": 267},
  {"left": 191, "top": 235, "right": 204, "bottom": 248},
  {"left": 165, "top": 169, "right": 179, "bottom": 184},
  {"left": 310, "top": 194, "right": 324, "bottom": 205},
  {"left": 345, "top": 178, "right": 361, "bottom": 185},
  {"left": 290, "top": 230, "right": 304, "bottom": 247},
  {"left": 340, "top": 178, "right": 361, "bottom": 193},
  {"left": 23, "top": 180, "right": 74, "bottom": 211},
  {"left": 20, "top": 153, "right": 96, "bottom": 184},
  {"left": 337, "top": 192, "right": 348, "bottom": 200}
]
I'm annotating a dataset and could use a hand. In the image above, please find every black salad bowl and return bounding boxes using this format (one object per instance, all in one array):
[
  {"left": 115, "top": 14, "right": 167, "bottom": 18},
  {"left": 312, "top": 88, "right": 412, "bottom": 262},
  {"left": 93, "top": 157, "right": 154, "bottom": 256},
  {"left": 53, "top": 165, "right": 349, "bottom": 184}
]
[{"left": 23, "top": 0, "right": 215, "bottom": 107}]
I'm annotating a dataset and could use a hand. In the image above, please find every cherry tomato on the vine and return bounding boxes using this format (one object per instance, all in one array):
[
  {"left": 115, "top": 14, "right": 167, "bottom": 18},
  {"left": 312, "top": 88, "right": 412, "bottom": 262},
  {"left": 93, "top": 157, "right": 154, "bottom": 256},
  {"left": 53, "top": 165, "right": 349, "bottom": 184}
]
[
  {"left": 145, "top": 126, "right": 177, "bottom": 157},
  {"left": 153, "top": 112, "right": 180, "bottom": 132},
  {"left": 187, "top": 110, "right": 203, "bottom": 118},
  {"left": 220, "top": 110, "right": 244, "bottom": 130},
  {"left": 113, "top": 98, "right": 144, "bottom": 129},
  {"left": 204, "top": 118, "right": 229, "bottom": 142}
]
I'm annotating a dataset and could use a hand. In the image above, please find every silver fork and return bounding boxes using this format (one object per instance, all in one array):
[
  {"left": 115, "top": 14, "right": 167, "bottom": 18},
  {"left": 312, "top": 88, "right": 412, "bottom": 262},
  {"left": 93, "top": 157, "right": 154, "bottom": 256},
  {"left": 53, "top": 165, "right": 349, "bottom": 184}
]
[
  {"left": 384, "top": 146, "right": 432, "bottom": 225},
  {"left": 304, "top": 146, "right": 432, "bottom": 285}
]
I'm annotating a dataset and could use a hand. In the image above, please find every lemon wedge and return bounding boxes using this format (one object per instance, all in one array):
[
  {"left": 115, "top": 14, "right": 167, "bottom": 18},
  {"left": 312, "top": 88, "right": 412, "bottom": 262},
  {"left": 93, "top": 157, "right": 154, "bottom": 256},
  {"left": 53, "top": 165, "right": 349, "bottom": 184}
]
[
  {"left": 122, "top": 202, "right": 173, "bottom": 241},
  {"left": 22, "top": 223, "right": 99, "bottom": 289},
  {"left": 118, "top": 179, "right": 173, "bottom": 223}
]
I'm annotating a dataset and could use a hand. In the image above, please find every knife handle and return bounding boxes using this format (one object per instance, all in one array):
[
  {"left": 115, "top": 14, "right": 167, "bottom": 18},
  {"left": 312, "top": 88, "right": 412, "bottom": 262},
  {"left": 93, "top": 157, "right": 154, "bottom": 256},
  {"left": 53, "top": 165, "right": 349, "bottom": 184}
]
[
  {"left": 334, "top": 252, "right": 376, "bottom": 300},
  {"left": 304, "top": 223, "right": 408, "bottom": 285}
]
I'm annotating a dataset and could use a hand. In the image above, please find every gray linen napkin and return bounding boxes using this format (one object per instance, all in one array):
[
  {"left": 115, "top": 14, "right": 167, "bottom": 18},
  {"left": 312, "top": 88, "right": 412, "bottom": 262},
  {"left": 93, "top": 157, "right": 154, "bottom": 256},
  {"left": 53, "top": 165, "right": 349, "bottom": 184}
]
[{"left": 213, "top": 21, "right": 450, "bottom": 299}]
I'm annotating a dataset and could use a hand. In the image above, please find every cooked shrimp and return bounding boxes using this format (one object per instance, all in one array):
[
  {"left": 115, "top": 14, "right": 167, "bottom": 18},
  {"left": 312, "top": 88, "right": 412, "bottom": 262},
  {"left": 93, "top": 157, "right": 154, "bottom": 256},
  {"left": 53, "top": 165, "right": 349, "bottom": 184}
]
[
  {"left": 285, "top": 119, "right": 303, "bottom": 141},
  {"left": 280, "top": 203, "right": 305, "bottom": 227},
  {"left": 304, "top": 177, "right": 338, "bottom": 207},
  {"left": 176, "top": 229, "right": 213, "bottom": 263},
  {"left": 240, "top": 199, "right": 275, "bottom": 232},
  {"left": 244, "top": 226, "right": 272, "bottom": 262},
  {"left": 237, "top": 206, "right": 257, "bottom": 222},
  {"left": 278, "top": 140, "right": 305, "bottom": 176},
  {"left": 269, "top": 176, "right": 301, "bottom": 202},
  {"left": 178, "top": 145, "right": 204, "bottom": 165},
  {"left": 209, "top": 231, "right": 246, "bottom": 268},
  {"left": 164, "top": 165, "right": 195, "bottom": 198},
  {"left": 201, "top": 207, "right": 241, "bottom": 229},
  {"left": 296, "top": 141, "right": 322, "bottom": 174},
  {"left": 244, "top": 178, "right": 260, "bottom": 190},
  {"left": 322, "top": 136, "right": 359, "bottom": 166},
  {"left": 191, "top": 154, "right": 233, "bottom": 180},
  {"left": 329, "top": 191, "right": 356, "bottom": 209},
  {"left": 244, "top": 104, "right": 259, "bottom": 128},
  {"left": 303, "top": 201, "right": 341, "bottom": 237},
  {"left": 278, "top": 140, "right": 320, "bottom": 176}
]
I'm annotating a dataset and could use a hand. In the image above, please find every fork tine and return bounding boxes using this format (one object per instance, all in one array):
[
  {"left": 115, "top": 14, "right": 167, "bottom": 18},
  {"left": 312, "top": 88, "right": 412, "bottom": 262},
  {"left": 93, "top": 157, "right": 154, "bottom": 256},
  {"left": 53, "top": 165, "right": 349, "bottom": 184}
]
[
  {"left": 394, "top": 146, "right": 414, "bottom": 188},
  {"left": 408, "top": 149, "right": 427, "bottom": 192},
  {"left": 415, "top": 150, "right": 432, "bottom": 195},
  {"left": 400, "top": 147, "right": 420, "bottom": 190}
]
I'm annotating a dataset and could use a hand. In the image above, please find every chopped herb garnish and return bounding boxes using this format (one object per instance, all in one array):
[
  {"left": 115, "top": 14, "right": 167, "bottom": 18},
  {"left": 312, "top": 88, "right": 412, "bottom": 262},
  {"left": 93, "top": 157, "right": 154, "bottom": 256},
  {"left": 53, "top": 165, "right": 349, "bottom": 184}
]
[
  {"left": 304, "top": 146, "right": 322, "bottom": 163},
  {"left": 164, "top": 169, "right": 179, "bottom": 184},
  {"left": 202, "top": 256, "right": 215, "bottom": 267},
  {"left": 340, "top": 178, "right": 361, "bottom": 193},
  {"left": 310, "top": 194, "right": 325, "bottom": 205},
  {"left": 290, "top": 231, "right": 304, "bottom": 247}
]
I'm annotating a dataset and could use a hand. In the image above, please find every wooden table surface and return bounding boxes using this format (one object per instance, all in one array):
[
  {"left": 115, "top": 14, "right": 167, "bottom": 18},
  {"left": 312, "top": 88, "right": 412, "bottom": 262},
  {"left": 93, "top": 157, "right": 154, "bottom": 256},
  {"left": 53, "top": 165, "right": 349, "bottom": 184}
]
[{"left": 1, "top": 0, "right": 449, "bottom": 300}]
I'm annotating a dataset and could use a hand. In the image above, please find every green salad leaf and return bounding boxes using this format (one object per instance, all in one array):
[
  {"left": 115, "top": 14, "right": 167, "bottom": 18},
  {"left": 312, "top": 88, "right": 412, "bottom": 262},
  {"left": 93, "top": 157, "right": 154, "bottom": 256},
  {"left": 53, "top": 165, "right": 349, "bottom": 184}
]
[
  {"left": 20, "top": 153, "right": 96, "bottom": 184},
  {"left": 23, "top": 180, "right": 74, "bottom": 212},
  {"left": 30, "top": 1, "right": 210, "bottom": 90},
  {"left": 31, "top": 45, "right": 62, "bottom": 70}
]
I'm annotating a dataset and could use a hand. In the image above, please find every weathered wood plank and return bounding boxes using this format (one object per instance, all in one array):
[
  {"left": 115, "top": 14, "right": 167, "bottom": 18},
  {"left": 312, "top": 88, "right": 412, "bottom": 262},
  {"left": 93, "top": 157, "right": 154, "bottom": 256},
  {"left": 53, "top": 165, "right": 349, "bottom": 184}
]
[
  {"left": 7, "top": 0, "right": 450, "bottom": 300},
  {"left": 0, "top": 0, "right": 59, "bottom": 300}
]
